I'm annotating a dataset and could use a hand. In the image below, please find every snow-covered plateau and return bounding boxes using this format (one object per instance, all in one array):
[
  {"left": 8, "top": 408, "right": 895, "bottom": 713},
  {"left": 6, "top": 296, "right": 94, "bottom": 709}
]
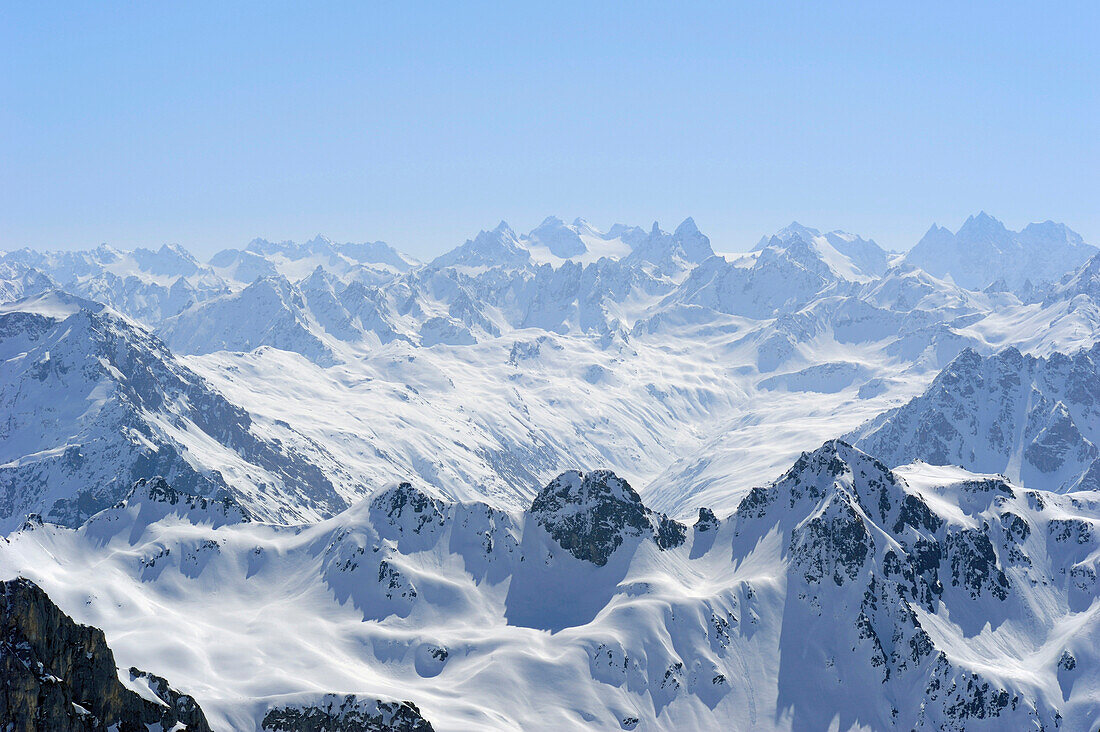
[{"left": 1, "top": 213, "right": 1099, "bottom": 730}]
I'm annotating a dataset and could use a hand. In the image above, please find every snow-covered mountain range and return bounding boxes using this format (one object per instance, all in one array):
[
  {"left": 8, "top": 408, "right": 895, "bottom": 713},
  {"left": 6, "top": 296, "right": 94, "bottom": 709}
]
[
  {"left": 1, "top": 212, "right": 1099, "bottom": 730},
  {"left": 904, "top": 212, "right": 1097, "bottom": 294},
  {"left": 1, "top": 443, "right": 1095, "bottom": 729}
]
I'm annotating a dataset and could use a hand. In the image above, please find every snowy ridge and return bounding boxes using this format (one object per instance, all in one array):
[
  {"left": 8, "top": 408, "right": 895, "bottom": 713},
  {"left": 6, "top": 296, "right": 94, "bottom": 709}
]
[
  {"left": 1, "top": 445, "right": 1096, "bottom": 729},
  {"left": 904, "top": 212, "right": 1096, "bottom": 292},
  {"left": 0, "top": 291, "right": 345, "bottom": 531},
  {"left": 849, "top": 343, "right": 1100, "bottom": 493},
  {"left": 4, "top": 214, "right": 1100, "bottom": 531}
]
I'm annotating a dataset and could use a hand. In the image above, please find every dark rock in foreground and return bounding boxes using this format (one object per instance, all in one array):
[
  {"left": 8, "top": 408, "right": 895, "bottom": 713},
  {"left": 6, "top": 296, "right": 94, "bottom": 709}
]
[{"left": 0, "top": 577, "right": 211, "bottom": 732}]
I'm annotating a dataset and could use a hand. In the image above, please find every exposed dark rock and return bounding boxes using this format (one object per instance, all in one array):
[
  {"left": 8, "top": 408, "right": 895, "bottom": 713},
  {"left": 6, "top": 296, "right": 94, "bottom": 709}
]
[
  {"left": 694, "top": 507, "right": 720, "bottom": 532},
  {"left": 944, "top": 528, "right": 1010, "bottom": 600},
  {"left": 123, "top": 476, "right": 252, "bottom": 523},
  {"left": 791, "top": 494, "right": 871, "bottom": 586},
  {"left": 530, "top": 470, "right": 686, "bottom": 566},
  {"left": 0, "top": 301, "right": 345, "bottom": 530},
  {"left": 127, "top": 668, "right": 210, "bottom": 732},
  {"left": 261, "top": 694, "right": 434, "bottom": 732},
  {"left": 369, "top": 482, "right": 446, "bottom": 535},
  {"left": 0, "top": 577, "right": 210, "bottom": 731}
]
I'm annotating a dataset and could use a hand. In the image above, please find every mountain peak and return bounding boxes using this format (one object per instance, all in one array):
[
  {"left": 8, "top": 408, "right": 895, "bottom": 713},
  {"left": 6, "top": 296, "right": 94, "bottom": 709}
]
[
  {"left": 777, "top": 221, "right": 822, "bottom": 241},
  {"left": 431, "top": 221, "right": 529, "bottom": 268},
  {"left": 674, "top": 216, "right": 699, "bottom": 235},
  {"left": 906, "top": 212, "right": 1093, "bottom": 290},
  {"left": 529, "top": 216, "right": 587, "bottom": 257},
  {"left": 530, "top": 470, "right": 685, "bottom": 566},
  {"left": 116, "top": 477, "right": 252, "bottom": 526},
  {"left": 958, "top": 211, "right": 1009, "bottom": 238},
  {"left": 305, "top": 233, "right": 334, "bottom": 248},
  {"left": 0, "top": 289, "right": 101, "bottom": 321},
  {"left": 158, "top": 242, "right": 194, "bottom": 259},
  {"left": 368, "top": 481, "right": 446, "bottom": 536}
]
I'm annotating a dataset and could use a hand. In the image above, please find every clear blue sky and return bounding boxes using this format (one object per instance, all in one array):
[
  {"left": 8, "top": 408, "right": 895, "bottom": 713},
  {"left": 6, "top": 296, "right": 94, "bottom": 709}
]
[{"left": 2, "top": 2, "right": 1097, "bottom": 258}]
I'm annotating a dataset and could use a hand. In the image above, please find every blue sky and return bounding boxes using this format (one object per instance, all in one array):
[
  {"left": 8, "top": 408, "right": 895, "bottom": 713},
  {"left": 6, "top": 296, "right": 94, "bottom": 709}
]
[{"left": 2, "top": 2, "right": 1097, "bottom": 258}]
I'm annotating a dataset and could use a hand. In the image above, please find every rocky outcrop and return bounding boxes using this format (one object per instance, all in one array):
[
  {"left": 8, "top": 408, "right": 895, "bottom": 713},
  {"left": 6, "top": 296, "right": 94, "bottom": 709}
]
[
  {"left": 530, "top": 469, "right": 686, "bottom": 566},
  {"left": 121, "top": 476, "right": 253, "bottom": 526},
  {"left": 0, "top": 577, "right": 210, "bottom": 732},
  {"left": 127, "top": 668, "right": 210, "bottom": 732},
  {"left": 0, "top": 295, "right": 344, "bottom": 531},
  {"left": 849, "top": 344, "right": 1100, "bottom": 492},
  {"left": 261, "top": 694, "right": 434, "bottom": 732},
  {"left": 733, "top": 440, "right": 1065, "bottom": 729}
]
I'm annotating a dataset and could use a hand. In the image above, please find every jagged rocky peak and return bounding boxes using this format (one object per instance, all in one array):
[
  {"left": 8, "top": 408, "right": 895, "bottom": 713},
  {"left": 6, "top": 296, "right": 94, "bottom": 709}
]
[
  {"left": 431, "top": 220, "right": 530, "bottom": 268},
  {"left": 753, "top": 220, "right": 822, "bottom": 250},
  {"left": 118, "top": 476, "right": 252, "bottom": 526},
  {"left": 751, "top": 221, "right": 890, "bottom": 277},
  {"left": 262, "top": 694, "right": 434, "bottom": 732},
  {"left": 528, "top": 215, "right": 588, "bottom": 258},
  {"left": 1050, "top": 249, "right": 1100, "bottom": 301},
  {"left": 744, "top": 440, "right": 1021, "bottom": 609},
  {"left": 695, "top": 506, "right": 720, "bottom": 532},
  {"left": 0, "top": 261, "right": 58, "bottom": 302},
  {"left": 530, "top": 469, "right": 685, "bottom": 566},
  {"left": 0, "top": 577, "right": 211, "bottom": 731},
  {"left": 571, "top": 217, "right": 600, "bottom": 236},
  {"left": 622, "top": 218, "right": 715, "bottom": 269},
  {"left": 131, "top": 242, "right": 200, "bottom": 278},
  {"left": 905, "top": 211, "right": 1096, "bottom": 290},
  {"left": 849, "top": 342, "right": 1100, "bottom": 492},
  {"left": 729, "top": 445, "right": 1060, "bottom": 727},
  {"left": 672, "top": 216, "right": 714, "bottom": 262},
  {"left": 957, "top": 210, "right": 1011, "bottom": 242},
  {"left": 737, "top": 439, "right": 898, "bottom": 519},
  {"left": 368, "top": 481, "right": 447, "bottom": 535}
]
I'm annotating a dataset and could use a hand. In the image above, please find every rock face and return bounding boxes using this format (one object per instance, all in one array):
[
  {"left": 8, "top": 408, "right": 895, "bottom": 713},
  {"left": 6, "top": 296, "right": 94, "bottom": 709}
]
[
  {"left": 0, "top": 291, "right": 344, "bottom": 531},
  {"left": 731, "top": 440, "right": 1070, "bottom": 730},
  {"left": 0, "top": 577, "right": 210, "bottom": 732},
  {"left": 530, "top": 469, "right": 686, "bottom": 565},
  {"left": 158, "top": 275, "right": 339, "bottom": 365},
  {"left": 261, "top": 694, "right": 434, "bottom": 732},
  {"left": 849, "top": 344, "right": 1100, "bottom": 491},
  {"left": 1, "top": 460, "right": 1097, "bottom": 730},
  {"left": 114, "top": 476, "right": 253, "bottom": 527}
]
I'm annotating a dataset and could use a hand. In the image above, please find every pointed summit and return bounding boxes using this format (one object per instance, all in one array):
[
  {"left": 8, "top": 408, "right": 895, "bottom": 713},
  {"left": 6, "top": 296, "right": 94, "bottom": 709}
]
[
  {"left": 906, "top": 212, "right": 1094, "bottom": 290},
  {"left": 957, "top": 211, "right": 1010, "bottom": 242},
  {"left": 775, "top": 221, "right": 821, "bottom": 243},
  {"left": 672, "top": 217, "right": 714, "bottom": 262},
  {"left": 431, "top": 220, "right": 530, "bottom": 268},
  {"left": 529, "top": 216, "right": 586, "bottom": 258}
]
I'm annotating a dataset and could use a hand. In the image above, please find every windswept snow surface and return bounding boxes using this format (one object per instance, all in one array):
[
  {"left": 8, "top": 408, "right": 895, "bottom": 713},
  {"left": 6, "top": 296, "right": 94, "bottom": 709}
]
[
  {"left": 3, "top": 214, "right": 1100, "bottom": 730},
  {"left": 3, "top": 215, "right": 1100, "bottom": 527},
  {"left": 0, "top": 446, "right": 1096, "bottom": 730}
]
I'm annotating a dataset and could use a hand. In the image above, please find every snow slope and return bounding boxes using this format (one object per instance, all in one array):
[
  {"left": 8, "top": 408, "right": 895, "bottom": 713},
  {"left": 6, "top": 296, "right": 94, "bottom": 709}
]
[
  {"left": 0, "top": 291, "right": 346, "bottom": 531},
  {"left": 3, "top": 214, "right": 1100, "bottom": 526},
  {"left": 1, "top": 443, "right": 1095, "bottom": 730}
]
